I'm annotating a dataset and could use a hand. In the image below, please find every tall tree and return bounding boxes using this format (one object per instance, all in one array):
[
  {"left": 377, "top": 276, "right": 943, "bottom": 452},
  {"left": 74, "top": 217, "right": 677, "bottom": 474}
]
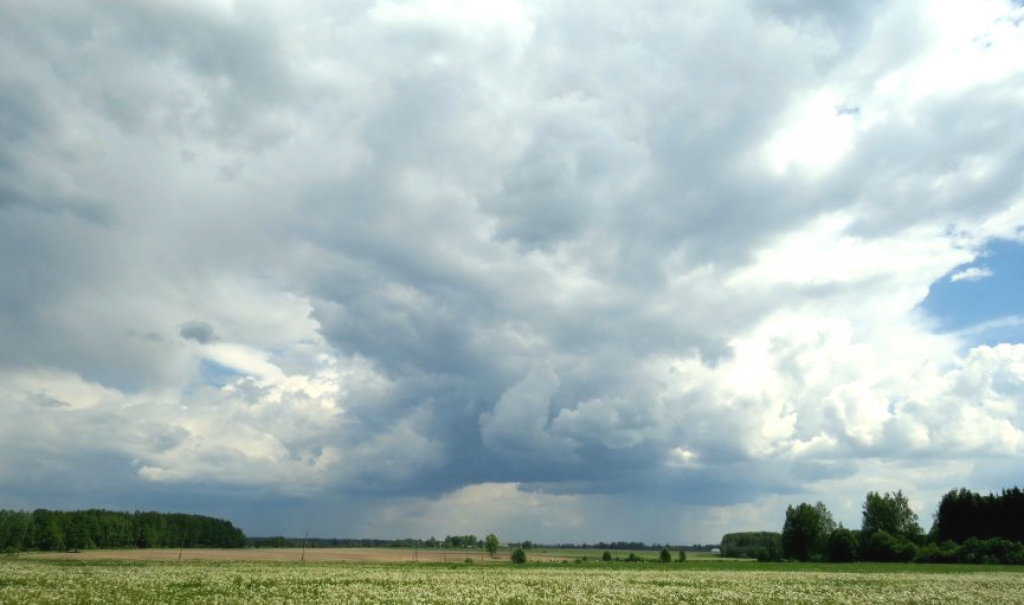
[
  {"left": 862, "top": 490, "right": 922, "bottom": 539},
  {"left": 484, "top": 533, "right": 499, "bottom": 557},
  {"left": 782, "top": 502, "right": 836, "bottom": 561}
]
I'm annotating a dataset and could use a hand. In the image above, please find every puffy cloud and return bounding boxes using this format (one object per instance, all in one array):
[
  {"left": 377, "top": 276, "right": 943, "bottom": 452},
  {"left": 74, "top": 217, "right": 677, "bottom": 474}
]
[
  {"left": 950, "top": 266, "right": 994, "bottom": 282},
  {"left": 479, "top": 364, "right": 572, "bottom": 458},
  {"left": 1, "top": 0, "right": 1024, "bottom": 543}
]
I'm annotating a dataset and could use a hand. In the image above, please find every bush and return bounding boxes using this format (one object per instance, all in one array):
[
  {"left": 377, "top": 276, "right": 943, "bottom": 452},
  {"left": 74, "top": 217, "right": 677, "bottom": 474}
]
[
  {"left": 720, "top": 532, "right": 782, "bottom": 559},
  {"left": 625, "top": 553, "right": 641, "bottom": 562},
  {"left": 602, "top": 551, "right": 612, "bottom": 562},
  {"left": 756, "top": 542, "right": 782, "bottom": 562},
  {"left": 511, "top": 548, "right": 527, "bottom": 564},
  {"left": 677, "top": 550, "right": 687, "bottom": 562},
  {"left": 861, "top": 531, "right": 917, "bottom": 562},
  {"left": 826, "top": 528, "right": 859, "bottom": 562},
  {"left": 957, "top": 537, "right": 1024, "bottom": 565},
  {"left": 659, "top": 548, "right": 672, "bottom": 563},
  {"left": 915, "top": 542, "right": 960, "bottom": 564}
]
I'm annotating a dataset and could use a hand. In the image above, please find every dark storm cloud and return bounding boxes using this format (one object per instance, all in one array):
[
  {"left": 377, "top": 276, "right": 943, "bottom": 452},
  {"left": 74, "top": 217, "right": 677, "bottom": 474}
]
[{"left": 1, "top": 0, "right": 1023, "bottom": 543}]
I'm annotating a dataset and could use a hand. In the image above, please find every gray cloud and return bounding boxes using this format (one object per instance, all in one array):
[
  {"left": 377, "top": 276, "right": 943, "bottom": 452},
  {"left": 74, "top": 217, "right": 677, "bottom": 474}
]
[
  {"left": 179, "top": 321, "right": 216, "bottom": 344},
  {"left": 1, "top": 0, "right": 1023, "bottom": 543}
]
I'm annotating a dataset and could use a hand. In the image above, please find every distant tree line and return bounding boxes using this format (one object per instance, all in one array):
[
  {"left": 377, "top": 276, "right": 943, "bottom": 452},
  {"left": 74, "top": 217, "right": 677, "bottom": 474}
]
[
  {"left": 543, "top": 541, "right": 716, "bottom": 551},
  {"left": 248, "top": 535, "right": 716, "bottom": 551},
  {"left": 0, "top": 509, "right": 245, "bottom": 553},
  {"left": 766, "top": 486, "right": 1024, "bottom": 565}
]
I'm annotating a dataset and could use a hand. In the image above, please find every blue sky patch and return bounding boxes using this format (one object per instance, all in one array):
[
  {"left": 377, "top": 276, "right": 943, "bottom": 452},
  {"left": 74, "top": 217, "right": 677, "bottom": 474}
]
[
  {"left": 199, "top": 359, "right": 243, "bottom": 388},
  {"left": 920, "top": 238, "right": 1024, "bottom": 345}
]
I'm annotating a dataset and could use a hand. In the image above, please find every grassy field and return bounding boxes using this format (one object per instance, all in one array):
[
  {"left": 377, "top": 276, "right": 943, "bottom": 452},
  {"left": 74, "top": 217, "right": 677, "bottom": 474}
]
[{"left": 3, "top": 557, "right": 1024, "bottom": 604}]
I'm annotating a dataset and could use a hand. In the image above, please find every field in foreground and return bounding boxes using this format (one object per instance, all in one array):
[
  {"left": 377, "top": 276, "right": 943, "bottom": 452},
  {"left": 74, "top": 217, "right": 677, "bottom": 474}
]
[{"left": 3, "top": 560, "right": 1024, "bottom": 605}]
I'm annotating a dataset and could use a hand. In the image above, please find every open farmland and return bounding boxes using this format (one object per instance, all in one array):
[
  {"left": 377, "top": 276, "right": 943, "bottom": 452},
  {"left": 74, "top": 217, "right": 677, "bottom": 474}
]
[
  {"left": 18, "top": 547, "right": 573, "bottom": 563},
  {"left": 3, "top": 560, "right": 1024, "bottom": 605}
]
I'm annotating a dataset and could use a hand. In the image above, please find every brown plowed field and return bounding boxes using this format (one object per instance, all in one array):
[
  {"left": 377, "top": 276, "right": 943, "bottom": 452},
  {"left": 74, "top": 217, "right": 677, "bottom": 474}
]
[{"left": 20, "top": 548, "right": 573, "bottom": 563}]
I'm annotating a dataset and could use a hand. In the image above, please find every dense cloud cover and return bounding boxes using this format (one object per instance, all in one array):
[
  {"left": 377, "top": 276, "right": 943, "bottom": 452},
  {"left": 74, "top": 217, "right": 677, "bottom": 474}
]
[{"left": 1, "top": 0, "right": 1023, "bottom": 543}]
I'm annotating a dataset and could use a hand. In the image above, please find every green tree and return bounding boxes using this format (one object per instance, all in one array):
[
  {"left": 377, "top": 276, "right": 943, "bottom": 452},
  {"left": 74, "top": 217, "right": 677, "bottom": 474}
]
[
  {"left": 602, "top": 550, "right": 612, "bottom": 562},
  {"left": 659, "top": 547, "right": 672, "bottom": 562},
  {"left": 862, "top": 490, "right": 922, "bottom": 540},
  {"left": 32, "top": 510, "right": 64, "bottom": 552},
  {"left": 511, "top": 547, "right": 527, "bottom": 564},
  {"left": 65, "top": 514, "right": 90, "bottom": 551},
  {"left": 782, "top": 502, "right": 836, "bottom": 561},
  {"left": 677, "top": 549, "right": 687, "bottom": 562},
  {"left": 825, "top": 527, "right": 859, "bottom": 562},
  {"left": 484, "top": 533, "right": 499, "bottom": 558}
]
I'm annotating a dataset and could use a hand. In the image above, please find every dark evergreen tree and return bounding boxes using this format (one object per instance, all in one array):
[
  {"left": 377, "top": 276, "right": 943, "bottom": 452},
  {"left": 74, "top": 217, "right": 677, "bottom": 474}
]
[{"left": 934, "top": 487, "right": 1024, "bottom": 545}]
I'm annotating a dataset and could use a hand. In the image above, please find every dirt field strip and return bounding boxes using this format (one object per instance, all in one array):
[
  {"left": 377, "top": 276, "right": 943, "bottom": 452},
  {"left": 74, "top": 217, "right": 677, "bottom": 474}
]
[{"left": 19, "top": 547, "right": 575, "bottom": 563}]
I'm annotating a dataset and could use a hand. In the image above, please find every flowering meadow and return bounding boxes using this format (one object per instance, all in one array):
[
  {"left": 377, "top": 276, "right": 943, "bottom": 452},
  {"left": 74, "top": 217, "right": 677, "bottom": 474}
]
[{"left": 2, "top": 560, "right": 1024, "bottom": 605}]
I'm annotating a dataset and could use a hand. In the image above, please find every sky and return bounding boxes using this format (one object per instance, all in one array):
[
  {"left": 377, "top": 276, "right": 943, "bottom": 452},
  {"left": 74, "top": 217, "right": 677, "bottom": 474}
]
[{"left": 1, "top": 0, "right": 1023, "bottom": 546}]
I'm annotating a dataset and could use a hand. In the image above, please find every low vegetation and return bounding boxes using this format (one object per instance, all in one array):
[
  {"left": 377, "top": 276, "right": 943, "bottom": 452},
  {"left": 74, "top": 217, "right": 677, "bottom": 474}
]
[
  {"left": 720, "top": 532, "right": 782, "bottom": 559},
  {"left": 2, "top": 560, "right": 1023, "bottom": 604}
]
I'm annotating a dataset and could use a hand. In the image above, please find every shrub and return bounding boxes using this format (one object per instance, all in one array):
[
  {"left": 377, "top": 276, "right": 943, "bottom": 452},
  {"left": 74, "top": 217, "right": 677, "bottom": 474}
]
[
  {"left": 756, "top": 542, "right": 782, "bottom": 562},
  {"left": 957, "top": 537, "right": 1024, "bottom": 565},
  {"left": 677, "top": 550, "right": 687, "bottom": 562},
  {"left": 659, "top": 548, "right": 671, "bottom": 563},
  {"left": 861, "top": 531, "right": 917, "bottom": 562},
  {"left": 915, "top": 542, "right": 960, "bottom": 564},
  {"left": 826, "top": 528, "right": 859, "bottom": 562},
  {"left": 602, "top": 551, "right": 612, "bottom": 562},
  {"left": 720, "top": 532, "right": 782, "bottom": 559},
  {"left": 511, "top": 548, "right": 527, "bottom": 564}
]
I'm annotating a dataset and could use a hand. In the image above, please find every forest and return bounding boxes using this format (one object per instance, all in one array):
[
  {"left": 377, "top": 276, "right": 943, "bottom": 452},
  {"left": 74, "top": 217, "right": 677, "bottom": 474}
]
[
  {"left": 0, "top": 509, "right": 245, "bottom": 552},
  {"left": 770, "top": 486, "right": 1024, "bottom": 564}
]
